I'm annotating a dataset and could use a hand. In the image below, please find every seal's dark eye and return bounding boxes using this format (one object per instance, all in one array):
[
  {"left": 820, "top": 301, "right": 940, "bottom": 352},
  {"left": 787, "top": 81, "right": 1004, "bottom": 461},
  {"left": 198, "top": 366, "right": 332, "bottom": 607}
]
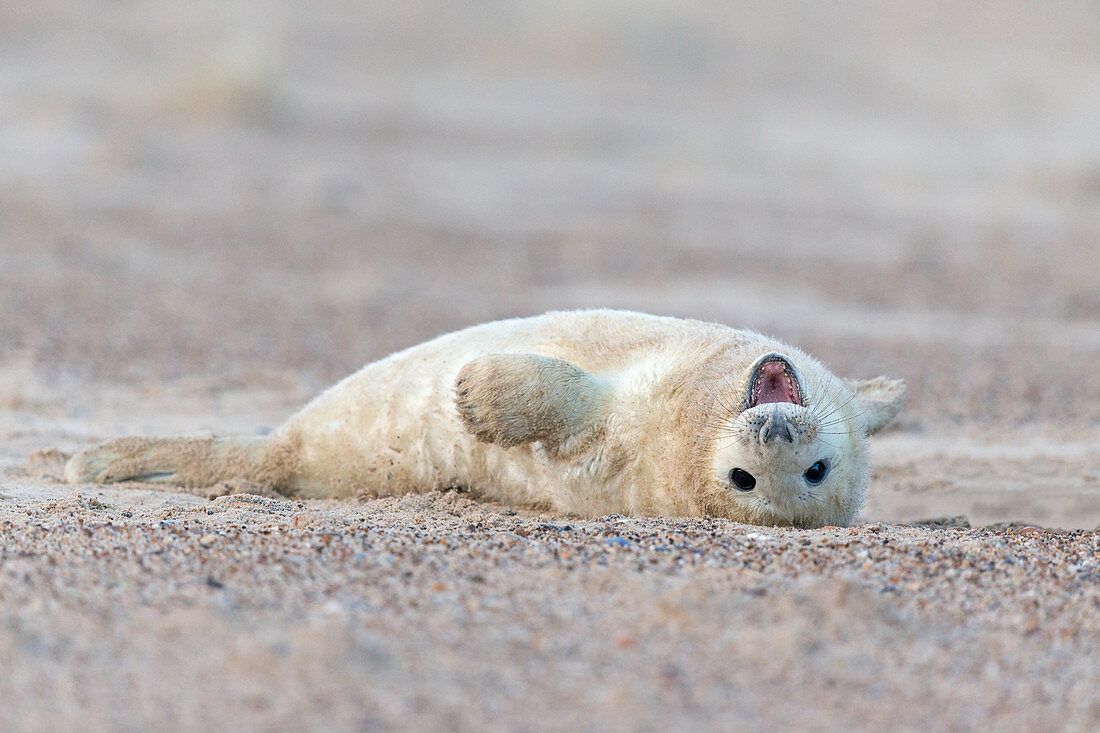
[
  {"left": 804, "top": 459, "right": 830, "bottom": 486},
  {"left": 729, "top": 468, "right": 756, "bottom": 491}
]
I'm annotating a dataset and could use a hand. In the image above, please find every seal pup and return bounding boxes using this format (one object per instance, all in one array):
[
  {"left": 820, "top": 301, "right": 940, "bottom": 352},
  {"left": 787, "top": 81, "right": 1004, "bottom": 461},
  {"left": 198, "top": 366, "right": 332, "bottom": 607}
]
[{"left": 64, "top": 310, "right": 904, "bottom": 527}]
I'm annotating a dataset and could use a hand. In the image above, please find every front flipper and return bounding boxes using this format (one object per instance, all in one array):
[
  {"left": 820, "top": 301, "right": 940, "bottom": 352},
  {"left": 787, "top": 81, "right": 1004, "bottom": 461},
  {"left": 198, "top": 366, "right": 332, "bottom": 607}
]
[
  {"left": 844, "top": 376, "right": 906, "bottom": 435},
  {"left": 454, "top": 354, "right": 609, "bottom": 454}
]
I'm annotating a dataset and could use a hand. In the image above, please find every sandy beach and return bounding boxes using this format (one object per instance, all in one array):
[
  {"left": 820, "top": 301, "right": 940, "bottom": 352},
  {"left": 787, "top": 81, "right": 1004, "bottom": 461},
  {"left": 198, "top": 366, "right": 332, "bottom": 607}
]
[{"left": 2, "top": 1, "right": 1098, "bottom": 729}]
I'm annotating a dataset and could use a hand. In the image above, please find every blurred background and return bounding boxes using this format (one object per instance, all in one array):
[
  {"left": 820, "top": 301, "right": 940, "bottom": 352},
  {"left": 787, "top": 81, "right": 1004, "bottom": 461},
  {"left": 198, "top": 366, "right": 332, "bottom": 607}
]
[{"left": 1, "top": 1, "right": 1098, "bottom": 522}]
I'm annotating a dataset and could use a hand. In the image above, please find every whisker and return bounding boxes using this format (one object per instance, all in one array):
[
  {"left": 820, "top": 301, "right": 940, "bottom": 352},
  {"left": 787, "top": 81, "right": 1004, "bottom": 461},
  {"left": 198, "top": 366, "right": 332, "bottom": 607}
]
[
  {"left": 813, "top": 388, "right": 857, "bottom": 425},
  {"left": 815, "top": 419, "right": 852, "bottom": 430},
  {"left": 811, "top": 376, "right": 851, "bottom": 418},
  {"left": 716, "top": 373, "right": 743, "bottom": 418},
  {"left": 711, "top": 433, "right": 749, "bottom": 451},
  {"left": 684, "top": 415, "right": 733, "bottom": 431}
]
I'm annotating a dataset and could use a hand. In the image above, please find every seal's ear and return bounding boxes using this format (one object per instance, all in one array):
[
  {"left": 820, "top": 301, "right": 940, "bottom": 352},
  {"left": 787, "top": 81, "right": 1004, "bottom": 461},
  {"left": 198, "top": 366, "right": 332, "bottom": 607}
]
[{"left": 843, "top": 377, "right": 905, "bottom": 435}]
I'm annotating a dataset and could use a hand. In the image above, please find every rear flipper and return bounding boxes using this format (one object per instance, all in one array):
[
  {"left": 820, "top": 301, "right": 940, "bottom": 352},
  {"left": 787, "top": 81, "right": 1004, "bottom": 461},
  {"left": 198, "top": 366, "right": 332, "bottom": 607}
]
[
  {"left": 454, "top": 353, "right": 610, "bottom": 457},
  {"left": 63, "top": 435, "right": 298, "bottom": 491}
]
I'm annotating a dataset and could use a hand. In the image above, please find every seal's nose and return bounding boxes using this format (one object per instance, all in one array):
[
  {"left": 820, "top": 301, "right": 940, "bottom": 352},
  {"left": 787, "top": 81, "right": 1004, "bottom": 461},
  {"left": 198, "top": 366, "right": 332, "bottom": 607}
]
[{"left": 760, "top": 404, "right": 795, "bottom": 444}]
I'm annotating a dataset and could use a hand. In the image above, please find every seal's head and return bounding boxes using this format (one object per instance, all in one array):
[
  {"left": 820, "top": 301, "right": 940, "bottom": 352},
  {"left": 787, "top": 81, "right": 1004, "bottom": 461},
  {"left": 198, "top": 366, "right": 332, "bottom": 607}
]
[{"left": 707, "top": 351, "right": 904, "bottom": 528}]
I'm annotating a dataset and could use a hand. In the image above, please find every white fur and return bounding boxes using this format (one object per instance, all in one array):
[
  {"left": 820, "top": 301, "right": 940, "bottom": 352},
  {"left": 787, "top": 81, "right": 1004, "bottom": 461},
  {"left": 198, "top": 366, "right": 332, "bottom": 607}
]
[
  {"left": 267, "top": 310, "right": 902, "bottom": 526},
  {"left": 64, "top": 310, "right": 903, "bottom": 526}
]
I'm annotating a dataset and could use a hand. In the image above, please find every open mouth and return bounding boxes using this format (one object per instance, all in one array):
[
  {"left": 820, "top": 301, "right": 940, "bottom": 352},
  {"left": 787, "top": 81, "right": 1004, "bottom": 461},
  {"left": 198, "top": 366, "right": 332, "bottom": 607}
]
[{"left": 745, "top": 353, "right": 804, "bottom": 408}]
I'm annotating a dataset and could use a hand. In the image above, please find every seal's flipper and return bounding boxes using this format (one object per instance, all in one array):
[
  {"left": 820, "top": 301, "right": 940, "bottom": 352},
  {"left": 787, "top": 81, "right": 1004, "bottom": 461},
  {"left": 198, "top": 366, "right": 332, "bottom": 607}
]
[
  {"left": 844, "top": 376, "right": 906, "bottom": 435},
  {"left": 64, "top": 435, "right": 296, "bottom": 491},
  {"left": 454, "top": 353, "right": 609, "bottom": 453}
]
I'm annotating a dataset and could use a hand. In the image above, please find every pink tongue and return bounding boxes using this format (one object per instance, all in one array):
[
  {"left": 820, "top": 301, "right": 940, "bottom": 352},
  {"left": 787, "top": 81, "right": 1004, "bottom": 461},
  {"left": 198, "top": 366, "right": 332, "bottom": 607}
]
[{"left": 756, "top": 362, "right": 798, "bottom": 404}]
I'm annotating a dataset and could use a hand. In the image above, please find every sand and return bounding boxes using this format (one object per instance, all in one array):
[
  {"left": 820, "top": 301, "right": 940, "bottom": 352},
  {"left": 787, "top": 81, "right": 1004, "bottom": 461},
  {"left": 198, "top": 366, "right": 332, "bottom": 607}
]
[{"left": 1, "top": 1, "right": 1098, "bottom": 730}]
